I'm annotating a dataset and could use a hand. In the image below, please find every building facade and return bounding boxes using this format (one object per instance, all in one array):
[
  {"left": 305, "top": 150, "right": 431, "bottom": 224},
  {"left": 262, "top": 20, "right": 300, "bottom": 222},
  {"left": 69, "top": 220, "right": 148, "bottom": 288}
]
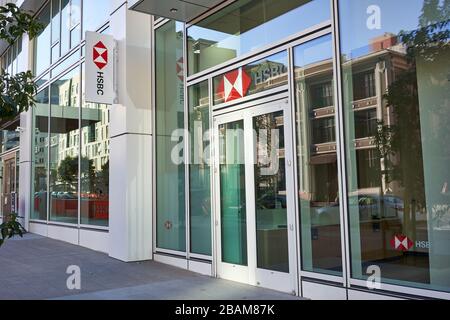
[{"left": 0, "top": 0, "right": 449, "bottom": 300}]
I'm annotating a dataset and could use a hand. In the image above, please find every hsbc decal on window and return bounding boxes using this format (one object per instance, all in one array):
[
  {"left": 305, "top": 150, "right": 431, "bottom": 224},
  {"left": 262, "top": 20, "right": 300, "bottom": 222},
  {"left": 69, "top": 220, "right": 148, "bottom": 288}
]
[
  {"left": 85, "top": 31, "right": 116, "bottom": 104},
  {"left": 216, "top": 68, "right": 252, "bottom": 103}
]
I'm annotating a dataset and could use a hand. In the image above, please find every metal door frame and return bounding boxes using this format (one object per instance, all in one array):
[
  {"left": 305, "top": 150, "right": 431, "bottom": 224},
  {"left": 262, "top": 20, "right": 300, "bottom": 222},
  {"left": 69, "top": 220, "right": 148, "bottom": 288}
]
[
  {"left": 212, "top": 96, "right": 298, "bottom": 294},
  {"left": 1, "top": 150, "right": 18, "bottom": 216}
]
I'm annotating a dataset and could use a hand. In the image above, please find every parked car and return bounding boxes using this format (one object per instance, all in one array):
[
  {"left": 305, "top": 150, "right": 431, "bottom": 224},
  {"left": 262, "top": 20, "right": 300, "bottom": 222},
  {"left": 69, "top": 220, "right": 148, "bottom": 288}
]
[{"left": 256, "top": 194, "right": 287, "bottom": 209}]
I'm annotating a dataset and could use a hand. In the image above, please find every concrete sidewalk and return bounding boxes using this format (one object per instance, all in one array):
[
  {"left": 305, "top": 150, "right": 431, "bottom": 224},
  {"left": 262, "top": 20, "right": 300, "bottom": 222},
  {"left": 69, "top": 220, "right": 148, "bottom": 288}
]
[{"left": 0, "top": 233, "right": 302, "bottom": 300}]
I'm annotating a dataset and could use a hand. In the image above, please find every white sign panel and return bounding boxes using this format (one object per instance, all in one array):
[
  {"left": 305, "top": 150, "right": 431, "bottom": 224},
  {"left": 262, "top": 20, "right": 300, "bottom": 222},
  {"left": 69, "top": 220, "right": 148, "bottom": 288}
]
[{"left": 85, "top": 31, "right": 115, "bottom": 104}]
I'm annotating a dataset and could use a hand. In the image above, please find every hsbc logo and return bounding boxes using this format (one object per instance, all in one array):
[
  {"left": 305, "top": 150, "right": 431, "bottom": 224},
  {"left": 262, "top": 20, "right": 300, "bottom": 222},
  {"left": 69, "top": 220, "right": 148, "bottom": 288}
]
[
  {"left": 176, "top": 57, "right": 183, "bottom": 82},
  {"left": 390, "top": 234, "right": 414, "bottom": 251},
  {"left": 86, "top": 32, "right": 114, "bottom": 104},
  {"left": 217, "top": 68, "right": 251, "bottom": 103},
  {"left": 93, "top": 41, "right": 108, "bottom": 69},
  {"left": 93, "top": 41, "right": 109, "bottom": 96}
]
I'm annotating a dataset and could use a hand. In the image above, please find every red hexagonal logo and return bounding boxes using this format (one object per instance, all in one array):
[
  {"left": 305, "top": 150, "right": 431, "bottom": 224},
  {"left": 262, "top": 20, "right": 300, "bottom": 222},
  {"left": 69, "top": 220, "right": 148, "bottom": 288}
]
[
  {"left": 93, "top": 41, "right": 108, "bottom": 70},
  {"left": 390, "top": 234, "right": 414, "bottom": 251},
  {"left": 216, "top": 67, "right": 252, "bottom": 103}
]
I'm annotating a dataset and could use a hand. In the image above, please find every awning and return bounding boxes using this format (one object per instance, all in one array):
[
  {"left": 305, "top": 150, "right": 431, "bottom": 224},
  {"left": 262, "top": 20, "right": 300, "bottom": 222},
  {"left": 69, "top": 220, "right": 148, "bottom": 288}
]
[{"left": 129, "top": 0, "right": 224, "bottom": 22}]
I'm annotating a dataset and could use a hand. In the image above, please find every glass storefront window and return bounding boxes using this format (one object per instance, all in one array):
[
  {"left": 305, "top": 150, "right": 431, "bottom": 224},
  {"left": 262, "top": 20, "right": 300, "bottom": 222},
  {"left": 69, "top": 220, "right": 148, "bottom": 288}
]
[
  {"left": 49, "top": 67, "right": 80, "bottom": 224},
  {"left": 188, "top": 81, "right": 211, "bottom": 255},
  {"left": 31, "top": 89, "right": 50, "bottom": 221},
  {"left": 340, "top": 0, "right": 450, "bottom": 291},
  {"left": 60, "top": 0, "right": 71, "bottom": 54},
  {"left": 80, "top": 64, "right": 110, "bottom": 227},
  {"left": 155, "top": 21, "right": 186, "bottom": 252},
  {"left": 254, "top": 111, "right": 289, "bottom": 273},
  {"left": 34, "top": 2, "right": 51, "bottom": 76},
  {"left": 1, "top": 129, "right": 20, "bottom": 153},
  {"left": 187, "top": 0, "right": 330, "bottom": 76},
  {"left": 31, "top": 1, "right": 112, "bottom": 227},
  {"left": 213, "top": 51, "right": 288, "bottom": 105},
  {"left": 294, "top": 34, "right": 342, "bottom": 275},
  {"left": 2, "top": 37, "right": 22, "bottom": 77},
  {"left": 51, "top": 0, "right": 60, "bottom": 45},
  {"left": 219, "top": 120, "right": 247, "bottom": 265},
  {"left": 51, "top": 49, "right": 80, "bottom": 78},
  {"left": 83, "top": 0, "right": 111, "bottom": 34}
]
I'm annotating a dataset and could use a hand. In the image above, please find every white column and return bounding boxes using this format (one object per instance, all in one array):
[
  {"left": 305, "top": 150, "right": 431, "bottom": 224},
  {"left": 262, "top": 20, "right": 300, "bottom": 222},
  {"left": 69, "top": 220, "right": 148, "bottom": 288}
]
[
  {"left": 18, "top": 110, "right": 32, "bottom": 228},
  {"left": 108, "top": 1, "right": 153, "bottom": 262},
  {"left": 18, "top": 33, "right": 32, "bottom": 228}
]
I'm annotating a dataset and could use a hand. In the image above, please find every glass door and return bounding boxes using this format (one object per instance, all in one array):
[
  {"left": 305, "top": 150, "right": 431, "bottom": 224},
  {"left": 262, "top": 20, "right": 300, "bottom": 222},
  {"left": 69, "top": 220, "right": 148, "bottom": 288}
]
[
  {"left": 213, "top": 99, "right": 298, "bottom": 294},
  {"left": 1, "top": 155, "right": 16, "bottom": 216}
]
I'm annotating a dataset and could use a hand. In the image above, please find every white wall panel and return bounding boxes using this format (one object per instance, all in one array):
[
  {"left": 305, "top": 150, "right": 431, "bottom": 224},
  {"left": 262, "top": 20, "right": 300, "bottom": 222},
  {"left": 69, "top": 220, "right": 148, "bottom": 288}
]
[{"left": 302, "top": 281, "right": 347, "bottom": 300}]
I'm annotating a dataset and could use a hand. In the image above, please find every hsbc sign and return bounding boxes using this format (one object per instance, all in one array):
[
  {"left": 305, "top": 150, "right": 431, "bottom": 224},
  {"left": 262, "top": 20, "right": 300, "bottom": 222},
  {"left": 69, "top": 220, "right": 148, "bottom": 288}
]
[
  {"left": 93, "top": 41, "right": 108, "bottom": 69},
  {"left": 85, "top": 31, "right": 115, "bottom": 104},
  {"left": 390, "top": 234, "right": 414, "bottom": 251},
  {"left": 216, "top": 68, "right": 252, "bottom": 103}
]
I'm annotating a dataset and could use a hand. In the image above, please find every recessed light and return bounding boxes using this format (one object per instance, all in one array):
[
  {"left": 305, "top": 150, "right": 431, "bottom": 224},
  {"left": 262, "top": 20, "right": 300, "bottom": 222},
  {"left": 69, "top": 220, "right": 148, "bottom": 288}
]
[{"left": 170, "top": 8, "right": 178, "bottom": 13}]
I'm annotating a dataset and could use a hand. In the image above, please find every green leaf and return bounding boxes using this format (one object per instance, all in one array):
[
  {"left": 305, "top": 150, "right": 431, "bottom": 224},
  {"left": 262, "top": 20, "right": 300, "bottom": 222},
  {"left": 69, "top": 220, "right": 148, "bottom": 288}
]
[
  {"left": 0, "top": 213, "right": 27, "bottom": 247},
  {"left": 0, "top": 3, "right": 43, "bottom": 44},
  {"left": 0, "top": 71, "right": 38, "bottom": 120}
]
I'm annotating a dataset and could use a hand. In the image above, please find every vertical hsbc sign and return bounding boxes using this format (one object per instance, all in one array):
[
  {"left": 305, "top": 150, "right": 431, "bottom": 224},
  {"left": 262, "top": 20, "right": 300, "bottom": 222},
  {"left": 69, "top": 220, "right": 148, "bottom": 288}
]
[{"left": 85, "top": 31, "right": 115, "bottom": 104}]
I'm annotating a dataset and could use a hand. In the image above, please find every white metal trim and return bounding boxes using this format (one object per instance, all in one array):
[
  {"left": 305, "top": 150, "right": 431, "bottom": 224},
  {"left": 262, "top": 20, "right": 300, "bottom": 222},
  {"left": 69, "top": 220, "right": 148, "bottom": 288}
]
[
  {"left": 212, "top": 92, "right": 289, "bottom": 117},
  {"left": 300, "top": 270, "right": 344, "bottom": 284},
  {"left": 213, "top": 86, "right": 290, "bottom": 112},
  {"left": 155, "top": 248, "right": 188, "bottom": 257},
  {"left": 332, "top": 0, "right": 351, "bottom": 291},
  {"left": 46, "top": 220, "right": 79, "bottom": 228},
  {"left": 349, "top": 278, "right": 450, "bottom": 300},
  {"left": 189, "top": 253, "right": 212, "bottom": 261},
  {"left": 287, "top": 45, "right": 304, "bottom": 297},
  {"left": 79, "top": 224, "right": 109, "bottom": 231},
  {"left": 151, "top": 15, "right": 157, "bottom": 254},
  {"left": 183, "top": 21, "right": 190, "bottom": 260},
  {"left": 186, "top": 21, "right": 332, "bottom": 84}
]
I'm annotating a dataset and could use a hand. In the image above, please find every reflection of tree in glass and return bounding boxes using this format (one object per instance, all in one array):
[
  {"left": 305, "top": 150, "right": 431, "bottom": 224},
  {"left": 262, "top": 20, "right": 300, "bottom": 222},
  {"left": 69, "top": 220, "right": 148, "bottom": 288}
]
[
  {"left": 59, "top": 156, "right": 109, "bottom": 197},
  {"left": 58, "top": 156, "right": 78, "bottom": 188},
  {"left": 97, "top": 160, "right": 109, "bottom": 197},
  {"left": 375, "top": 0, "right": 449, "bottom": 237},
  {"left": 399, "top": 0, "right": 449, "bottom": 62}
]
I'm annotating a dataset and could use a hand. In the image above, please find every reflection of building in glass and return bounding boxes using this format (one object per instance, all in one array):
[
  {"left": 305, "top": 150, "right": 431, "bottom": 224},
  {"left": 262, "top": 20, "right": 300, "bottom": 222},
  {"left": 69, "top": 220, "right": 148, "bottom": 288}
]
[
  {"left": 1, "top": 130, "right": 20, "bottom": 153},
  {"left": 295, "top": 58, "right": 337, "bottom": 206},
  {"left": 188, "top": 36, "right": 237, "bottom": 74},
  {"left": 344, "top": 33, "right": 433, "bottom": 285},
  {"left": 213, "top": 55, "right": 289, "bottom": 105},
  {"left": 52, "top": 74, "right": 110, "bottom": 176},
  {"left": 249, "top": 60, "right": 288, "bottom": 92}
]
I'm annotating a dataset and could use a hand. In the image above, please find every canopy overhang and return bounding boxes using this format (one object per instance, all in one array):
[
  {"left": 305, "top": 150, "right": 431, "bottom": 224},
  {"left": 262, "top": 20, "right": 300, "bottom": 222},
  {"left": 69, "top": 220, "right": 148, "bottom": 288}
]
[{"left": 129, "top": 0, "right": 224, "bottom": 23}]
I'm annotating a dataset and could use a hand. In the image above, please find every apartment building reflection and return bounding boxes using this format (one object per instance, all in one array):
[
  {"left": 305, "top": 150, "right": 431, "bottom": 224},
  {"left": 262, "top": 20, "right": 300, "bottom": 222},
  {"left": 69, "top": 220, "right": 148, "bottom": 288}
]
[
  {"left": 293, "top": 33, "right": 432, "bottom": 277},
  {"left": 33, "top": 71, "right": 110, "bottom": 226}
]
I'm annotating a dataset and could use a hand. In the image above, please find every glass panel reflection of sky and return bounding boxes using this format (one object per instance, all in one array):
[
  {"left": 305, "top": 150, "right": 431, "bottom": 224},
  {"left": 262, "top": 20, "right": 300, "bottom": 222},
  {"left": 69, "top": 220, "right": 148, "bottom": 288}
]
[
  {"left": 339, "top": 0, "right": 448, "bottom": 59},
  {"left": 187, "top": 0, "right": 330, "bottom": 75}
]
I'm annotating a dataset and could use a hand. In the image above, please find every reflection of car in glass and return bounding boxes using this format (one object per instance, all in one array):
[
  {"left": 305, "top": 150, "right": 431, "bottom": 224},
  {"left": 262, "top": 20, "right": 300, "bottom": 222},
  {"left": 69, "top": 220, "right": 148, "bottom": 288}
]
[
  {"left": 50, "top": 183, "right": 77, "bottom": 199},
  {"left": 50, "top": 191, "right": 77, "bottom": 199},
  {"left": 347, "top": 194, "right": 405, "bottom": 221},
  {"left": 314, "top": 202, "right": 340, "bottom": 225},
  {"left": 256, "top": 194, "right": 286, "bottom": 209}
]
